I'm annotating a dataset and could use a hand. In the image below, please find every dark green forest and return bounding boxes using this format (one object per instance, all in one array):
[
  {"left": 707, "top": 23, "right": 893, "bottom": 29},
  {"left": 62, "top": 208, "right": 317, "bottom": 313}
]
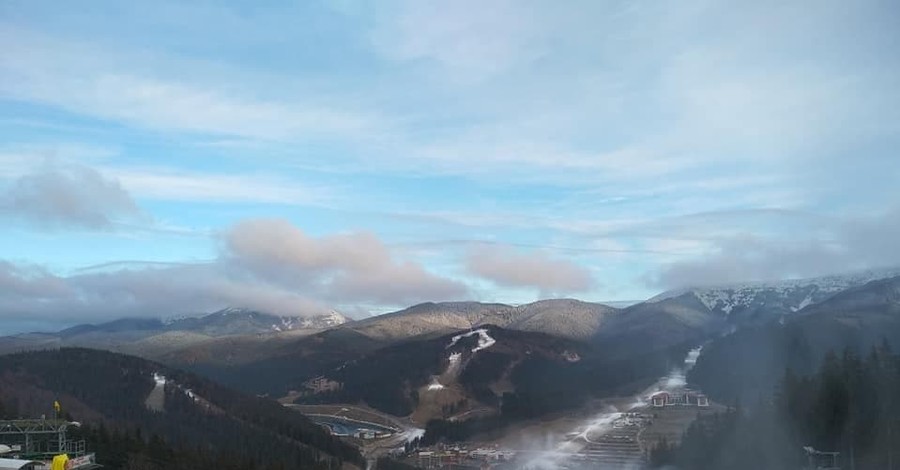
[
  {"left": 0, "top": 348, "right": 363, "bottom": 470},
  {"left": 420, "top": 340, "right": 692, "bottom": 445},
  {"left": 652, "top": 342, "right": 900, "bottom": 469}
]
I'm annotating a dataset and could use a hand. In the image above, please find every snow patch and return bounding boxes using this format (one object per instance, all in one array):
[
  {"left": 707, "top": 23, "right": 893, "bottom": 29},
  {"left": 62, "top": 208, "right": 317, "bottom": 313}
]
[
  {"left": 661, "top": 346, "right": 702, "bottom": 390},
  {"left": 650, "top": 267, "right": 900, "bottom": 317},
  {"left": 684, "top": 346, "right": 702, "bottom": 367},
  {"left": 522, "top": 345, "right": 706, "bottom": 470},
  {"left": 426, "top": 377, "right": 445, "bottom": 391},
  {"left": 145, "top": 372, "right": 167, "bottom": 412},
  {"left": 447, "top": 329, "right": 496, "bottom": 353},
  {"left": 791, "top": 294, "right": 814, "bottom": 312},
  {"left": 403, "top": 427, "right": 425, "bottom": 443},
  {"left": 445, "top": 352, "right": 463, "bottom": 375},
  {"left": 448, "top": 352, "right": 461, "bottom": 365},
  {"left": 664, "top": 371, "right": 687, "bottom": 389}
]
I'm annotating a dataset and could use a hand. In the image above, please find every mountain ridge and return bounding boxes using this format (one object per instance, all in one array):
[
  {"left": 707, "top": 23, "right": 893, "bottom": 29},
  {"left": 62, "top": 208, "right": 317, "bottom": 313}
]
[
  {"left": 0, "top": 307, "right": 350, "bottom": 357},
  {"left": 647, "top": 267, "right": 900, "bottom": 326},
  {"left": 688, "top": 275, "right": 900, "bottom": 405},
  {"left": 343, "top": 298, "right": 618, "bottom": 341}
]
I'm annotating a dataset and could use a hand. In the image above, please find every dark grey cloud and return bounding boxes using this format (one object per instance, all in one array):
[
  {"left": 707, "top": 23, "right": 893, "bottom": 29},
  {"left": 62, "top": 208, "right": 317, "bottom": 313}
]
[
  {"left": 465, "top": 245, "right": 594, "bottom": 295},
  {"left": 0, "top": 163, "right": 140, "bottom": 229},
  {"left": 652, "top": 206, "right": 900, "bottom": 289}
]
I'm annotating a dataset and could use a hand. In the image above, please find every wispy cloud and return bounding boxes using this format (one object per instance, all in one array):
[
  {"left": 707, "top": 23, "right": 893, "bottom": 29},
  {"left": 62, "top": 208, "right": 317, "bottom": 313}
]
[
  {"left": 107, "top": 167, "right": 336, "bottom": 206},
  {"left": 0, "top": 151, "right": 337, "bottom": 207},
  {"left": 0, "top": 24, "right": 384, "bottom": 142},
  {"left": 369, "top": 0, "right": 549, "bottom": 83}
]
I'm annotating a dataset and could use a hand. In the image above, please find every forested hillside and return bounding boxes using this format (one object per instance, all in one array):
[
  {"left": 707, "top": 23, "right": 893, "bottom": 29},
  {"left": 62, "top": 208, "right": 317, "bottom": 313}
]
[
  {"left": 0, "top": 348, "right": 363, "bottom": 470},
  {"left": 689, "top": 276, "right": 900, "bottom": 404},
  {"left": 652, "top": 343, "right": 900, "bottom": 469},
  {"left": 295, "top": 325, "right": 690, "bottom": 422}
]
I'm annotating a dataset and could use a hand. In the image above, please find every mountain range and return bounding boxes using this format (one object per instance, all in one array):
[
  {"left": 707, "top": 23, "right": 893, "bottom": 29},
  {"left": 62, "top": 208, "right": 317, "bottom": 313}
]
[
  {"left": 2, "top": 268, "right": 900, "bottom": 424},
  {"left": 0, "top": 307, "right": 349, "bottom": 358},
  {"left": 3, "top": 268, "right": 900, "bottom": 470},
  {"left": 689, "top": 274, "right": 900, "bottom": 404}
]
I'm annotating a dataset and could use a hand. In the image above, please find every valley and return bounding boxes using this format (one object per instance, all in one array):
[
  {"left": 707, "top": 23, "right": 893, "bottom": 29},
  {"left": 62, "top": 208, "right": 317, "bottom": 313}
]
[
  {"left": 2, "top": 270, "right": 900, "bottom": 469},
  {"left": 3, "top": 1, "right": 895, "bottom": 468}
]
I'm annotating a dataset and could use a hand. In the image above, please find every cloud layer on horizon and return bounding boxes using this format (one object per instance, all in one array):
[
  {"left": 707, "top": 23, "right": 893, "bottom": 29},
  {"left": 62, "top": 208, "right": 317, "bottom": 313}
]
[
  {"left": 652, "top": 206, "right": 900, "bottom": 288},
  {"left": 0, "top": 217, "right": 473, "bottom": 327}
]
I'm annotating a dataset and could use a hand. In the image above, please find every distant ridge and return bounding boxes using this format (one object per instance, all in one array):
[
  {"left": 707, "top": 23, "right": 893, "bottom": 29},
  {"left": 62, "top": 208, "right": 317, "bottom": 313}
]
[
  {"left": 650, "top": 266, "right": 900, "bottom": 302},
  {"left": 0, "top": 307, "right": 350, "bottom": 357},
  {"left": 343, "top": 298, "right": 618, "bottom": 341},
  {"left": 648, "top": 267, "right": 900, "bottom": 322}
]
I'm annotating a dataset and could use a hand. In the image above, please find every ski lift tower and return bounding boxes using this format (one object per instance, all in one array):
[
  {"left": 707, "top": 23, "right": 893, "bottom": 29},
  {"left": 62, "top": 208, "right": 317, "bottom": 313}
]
[
  {"left": 0, "top": 419, "right": 96, "bottom": 467},
  {"left": 803, "top": 446, "right": 840, "bottom": 470}
]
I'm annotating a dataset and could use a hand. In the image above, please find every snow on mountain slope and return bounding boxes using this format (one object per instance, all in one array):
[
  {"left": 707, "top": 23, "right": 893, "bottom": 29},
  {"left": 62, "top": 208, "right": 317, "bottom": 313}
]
[
  {"left": 166, "top": 307, "right": 349, "bottom": 334},
  {"left": 447, "top": 329, "right": 497, "bottom": 353},
  {"left": 649, "top": 267, "right": 900, "bottom": 320}
]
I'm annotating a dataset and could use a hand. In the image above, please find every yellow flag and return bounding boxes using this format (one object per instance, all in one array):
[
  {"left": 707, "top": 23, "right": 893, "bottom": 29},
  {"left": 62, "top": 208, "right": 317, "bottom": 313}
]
[
  {"left": 51, "top": 454, "right": 68, "bottom": 470},
  {"left": 53, "top": 400, "right": 61, "bottom": 413}
]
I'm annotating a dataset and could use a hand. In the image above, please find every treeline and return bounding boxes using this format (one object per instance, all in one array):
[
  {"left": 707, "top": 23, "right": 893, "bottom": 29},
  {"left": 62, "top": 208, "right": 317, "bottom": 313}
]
[
  {"left": 652, "top": 342, "right": 900, "bottom": 469},
  {"left": 0, "top": 348, "right": 363, "bottom": 469}
]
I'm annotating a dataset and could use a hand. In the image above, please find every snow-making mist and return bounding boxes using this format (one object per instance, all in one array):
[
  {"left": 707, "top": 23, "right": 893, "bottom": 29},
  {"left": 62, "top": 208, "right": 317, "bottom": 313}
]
[{"left": 518, "top": 346, "right": 706, "bottom": 469}]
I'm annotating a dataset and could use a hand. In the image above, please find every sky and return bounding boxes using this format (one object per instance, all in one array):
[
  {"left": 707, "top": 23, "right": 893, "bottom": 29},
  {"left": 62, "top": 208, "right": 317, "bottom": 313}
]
[{"left": 1, "top": 0, "right": 899, "bottom": 332}]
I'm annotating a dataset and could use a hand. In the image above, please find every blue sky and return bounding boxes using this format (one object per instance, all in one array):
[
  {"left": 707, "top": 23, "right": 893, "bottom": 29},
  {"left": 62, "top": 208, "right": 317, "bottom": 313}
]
[{"left": 1, "top": 0, "right": 899, "bottom": 332}]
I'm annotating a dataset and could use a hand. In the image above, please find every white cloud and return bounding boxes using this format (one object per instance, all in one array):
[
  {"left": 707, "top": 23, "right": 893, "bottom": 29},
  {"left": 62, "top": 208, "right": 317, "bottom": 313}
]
[
  {"left": 225, "top": 219, "right": 468, "bottom": 304},
  {"left": 465, "top": 245, "right": 594, "bottom": 295},
  {"left": 651, "top": 206, "right": 900, "bottom": 288},
  {"left": 0, "top": 218, "right": 470, "bottom": 326},
  {"left": 4, "top": 0, "right": 897, "bottom": 194},
  {"left": 0, "top": 162, "right": 141, "bottom": 229},
  {"left": 0, "top": 260, "right": 329, "bottom": 324}
]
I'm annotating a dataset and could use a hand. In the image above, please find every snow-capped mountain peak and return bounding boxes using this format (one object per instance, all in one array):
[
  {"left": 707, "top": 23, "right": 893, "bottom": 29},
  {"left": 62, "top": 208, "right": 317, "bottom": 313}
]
[
  {"left": 161, "top": 307, "right": 349, "bottom": 335},
  {"left": 650, "top": 267, "right": 900, "bottom": 321}
]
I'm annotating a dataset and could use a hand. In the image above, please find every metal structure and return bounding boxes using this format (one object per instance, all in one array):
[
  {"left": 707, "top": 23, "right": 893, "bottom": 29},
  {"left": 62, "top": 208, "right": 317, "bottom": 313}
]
[
  {"left": 0, "top": 420, "right": 86, "bottom": 461},
  {"left": 803, "top": 446, "right": 840, "bottom": 470}
]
